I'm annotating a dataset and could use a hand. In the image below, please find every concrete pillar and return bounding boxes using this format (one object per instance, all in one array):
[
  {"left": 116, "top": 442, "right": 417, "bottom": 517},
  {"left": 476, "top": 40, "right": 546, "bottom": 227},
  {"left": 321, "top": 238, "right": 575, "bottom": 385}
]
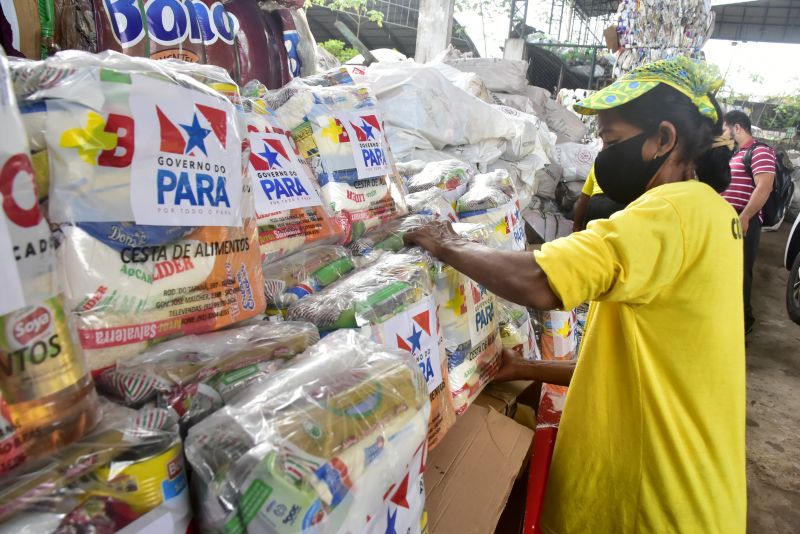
[
  {"left": 415, "top": 0, "right": 456, "bottom": 63},
  {"left": 504, "top": 38, "right": 527, "bottom": 61}
]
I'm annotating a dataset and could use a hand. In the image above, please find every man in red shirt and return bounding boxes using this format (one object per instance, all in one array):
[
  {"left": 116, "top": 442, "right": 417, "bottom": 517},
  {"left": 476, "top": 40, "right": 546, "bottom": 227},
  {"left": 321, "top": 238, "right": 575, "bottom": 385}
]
[{"left": 721, "top": 110, "right": 777, "bottom": 334}]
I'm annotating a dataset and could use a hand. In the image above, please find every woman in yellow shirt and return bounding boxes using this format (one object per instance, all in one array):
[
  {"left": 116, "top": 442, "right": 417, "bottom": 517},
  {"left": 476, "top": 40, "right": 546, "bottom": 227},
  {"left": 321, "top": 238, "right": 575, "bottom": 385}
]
[{"left": 405, "top": 57, "right": 745, "bottom": 533}]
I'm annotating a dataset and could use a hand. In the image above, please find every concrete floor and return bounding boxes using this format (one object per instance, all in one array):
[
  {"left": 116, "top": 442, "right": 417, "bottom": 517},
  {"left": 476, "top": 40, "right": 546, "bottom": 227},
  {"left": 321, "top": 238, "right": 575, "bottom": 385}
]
[{"left": 744, "top": 223, "right": 800, "bottom": 533}]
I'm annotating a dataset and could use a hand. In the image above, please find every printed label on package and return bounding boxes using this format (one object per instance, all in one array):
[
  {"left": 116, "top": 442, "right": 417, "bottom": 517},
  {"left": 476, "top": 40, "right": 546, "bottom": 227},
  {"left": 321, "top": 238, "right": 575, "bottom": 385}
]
[
  {"left": 467, "top": 281, "right": 496, "bottom": 345},
  {"left": 0, "top": 215, "right": 25, "bottom": 315},
  {"left": 129, "top": 75, "right": 242, "bottom": 227},
  {"left": 546, "top": 310, "right": 576, "bottom": 359},
  {"left": 376, "top": 296, "right": 444, "bottom": 395},
  {"left": 340, "top": 111, "right": 390, "bottom": 179},
  {"left": 308, "top": 110, "right": 354, "bottom": 173},
  {"left": 508, "top": 199, "right": 526, "bottom": 251},
  {"left": 1, "top": 89, "right": 55, "bottom": 313},
  {"left": 248, "top": 132, "right": 323, "bottom": 213}
]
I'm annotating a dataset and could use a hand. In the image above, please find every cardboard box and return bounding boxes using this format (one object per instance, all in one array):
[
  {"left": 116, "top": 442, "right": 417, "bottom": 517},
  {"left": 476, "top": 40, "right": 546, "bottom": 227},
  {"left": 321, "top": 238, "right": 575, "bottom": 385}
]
[
  {"left": 424, "top": 405, "right": 535, "bottom": 534},
  {"left": 474, "top": 380, "right": 535, "bottom": 417},
  {"left": 604, "top": 25, "right": 620, "bottom": 52}
]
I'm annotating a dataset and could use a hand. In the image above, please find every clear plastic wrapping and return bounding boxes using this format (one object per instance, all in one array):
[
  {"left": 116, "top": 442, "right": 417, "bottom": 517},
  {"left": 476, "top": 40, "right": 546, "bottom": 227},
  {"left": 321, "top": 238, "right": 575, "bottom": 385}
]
[
  {"left": 0, "top": 50, "right": 57, "bottom": 315},
  {"left": 264, "top": 81, "right": 408, "bottom": 241},
  {"left": 285, "top": 251, "right": 432, "bottom": 331},
  {"left": 433, "top": 262, "right": 502, "bottom": 415},
  {"left": 288, "top": 250, "right": 454, "bottom": 447},
  {"left": 243, "top": 100, "right": 344, "bottom": 264},
  {"left": 347, "top": 215, "right": 433, "bottom": 267},
  {"left": 262, "top": 245, "right": 356, "bottom": 317},
  {"left": 404, "top": 159, "right": 473, "bottom": 204},
  {"left": 497, "top": 299, "right": 540, "bottom": 361},
  {"left": 405, "top": 188, "right": 460, "bottom": 223},
  {"left": 0, "top": 403, "right": 190, "bottom": 534},
  {"left": 534, "top": 310, "right": 577, "bottom": 362},
  {"left": 0, "top": 49, "right": 99, "bottom": 473},
  {"left": 10, "top": 51, "right": 267, "bottom": 372},
  {"left": 97, "top": 322, "right": 320, "bottom": 430},
  {"left": 59, "top": 221, "right": 267, "bottom": 372},
  {"left": 184, "top": 330, "right": 430, "bottom": 533},
  {"left": 456, "top": 171, "right": 526, "bottom": 251},
  {"left": 534, "top": 309, "right": 578, "bottom": 403}
]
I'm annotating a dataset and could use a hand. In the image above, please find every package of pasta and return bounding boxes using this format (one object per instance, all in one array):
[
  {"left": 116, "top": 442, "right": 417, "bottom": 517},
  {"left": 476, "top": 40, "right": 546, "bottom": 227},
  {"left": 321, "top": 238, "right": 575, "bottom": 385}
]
[
  {"left": 287, "top": 250, "right": 455, "bottom": 447},
  {"left": 184, "top": 329, "right": 430, "bottom": 533},
  {"left": 456, "top": 170, "right": 526, "bottom": 251},
  {"left": 347, "top": 214, "right": 433, "bottom": 267},
  {"left": 405, "top": 159, "right": 473, "bottom": 204},
  {"left": 434, "top": 262, "right": 502, "bottom": 415},
  {"left": 262, "top": 245, "right": 356, "bottom": 317},
  {"left": 0, "top": 403, "right": 191, "bottom": 534},
  {"left": 266, "top": 82, "right": 408, "bottom": 241},
  {"left": 9, "top": 51, "right": 267, "bottom": 372},
  {"left": 497, "top": 299, "right": 540, "bottom": 361},
  {"left": 243, "top": 101, "right": 345, "bottom": 264},
  {"left": 96, "top": 322, "right": 319, "bottom": 429}
]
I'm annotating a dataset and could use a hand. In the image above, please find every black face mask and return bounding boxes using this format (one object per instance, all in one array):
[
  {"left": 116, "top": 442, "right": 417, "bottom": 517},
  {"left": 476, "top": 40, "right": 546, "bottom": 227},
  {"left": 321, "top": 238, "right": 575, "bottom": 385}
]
[{"left": 594, "top": 131, "right": 671, "bottom": 205}]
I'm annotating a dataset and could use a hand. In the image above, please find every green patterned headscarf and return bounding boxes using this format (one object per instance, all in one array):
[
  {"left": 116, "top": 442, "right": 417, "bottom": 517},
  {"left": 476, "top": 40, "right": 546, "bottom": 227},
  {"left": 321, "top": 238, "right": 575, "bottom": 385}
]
[{"left": 574, "top": 56, "right": 724, "bottom": 123}]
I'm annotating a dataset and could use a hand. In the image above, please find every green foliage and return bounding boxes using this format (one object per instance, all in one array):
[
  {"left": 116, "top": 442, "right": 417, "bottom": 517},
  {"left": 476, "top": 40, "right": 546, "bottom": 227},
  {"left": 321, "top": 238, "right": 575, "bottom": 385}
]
[
  {"left": 319, "top": 39, "right": 359, "bottom": 64},
  {"left": 719, "top": 93, "right": 800, "bottom": 132},
  {"left": 765, "top": 95, "right": 800, "bottom": 131},
  {"left": 306, "top": 0, "right": 384, "bottom": 36}
]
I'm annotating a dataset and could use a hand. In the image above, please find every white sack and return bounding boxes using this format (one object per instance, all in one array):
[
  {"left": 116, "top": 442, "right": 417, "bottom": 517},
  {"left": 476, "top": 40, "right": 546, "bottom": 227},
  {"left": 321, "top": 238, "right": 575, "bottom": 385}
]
[
  {"left": 555, "top": 141, "right": 601, "bottom": 183},
  {"left": 443, "top": 57, "right": 529, "bottom": 95},
  {"left": 545, "top": 99, "right": 587, "bottom": 143},
  {"left": 428, "top": 62, "right": 493, "bottom": 103},
  {"left": 363, "top": 62, "right": 518, "bottom": 159}
]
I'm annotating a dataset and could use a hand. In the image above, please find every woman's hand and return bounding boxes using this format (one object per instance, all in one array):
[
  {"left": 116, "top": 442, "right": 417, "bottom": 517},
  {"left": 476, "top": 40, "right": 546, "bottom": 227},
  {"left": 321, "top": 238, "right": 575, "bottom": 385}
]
[
  {"left": 493, "top": 348, "right": 576, "bottom": 386},
  {"left": 493, "top": 348, "right": 528, "bottom": 383},
  {"left": 403, "top": 220, "right": 463, "bottom": 258}
]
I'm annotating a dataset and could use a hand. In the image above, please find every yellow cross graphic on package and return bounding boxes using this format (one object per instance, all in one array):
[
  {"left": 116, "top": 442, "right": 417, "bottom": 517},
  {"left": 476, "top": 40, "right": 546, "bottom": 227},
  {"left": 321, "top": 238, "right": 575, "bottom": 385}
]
[
  {"left": 556, "top": 320, "right": 571, "bottom": 339},
  {"left": 321, "top": 117, "right": 343, "bottom": 144},
  {"left": 445, "top": 285, "right": 467, "bottom": 317},
  {"left": 60, "top": 112, "right": 119, "bottom": 165}
]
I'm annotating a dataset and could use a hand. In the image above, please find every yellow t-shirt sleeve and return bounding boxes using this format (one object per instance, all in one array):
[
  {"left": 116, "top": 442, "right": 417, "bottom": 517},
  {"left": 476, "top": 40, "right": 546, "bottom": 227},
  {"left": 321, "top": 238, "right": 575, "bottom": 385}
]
[
  {"left": 533, "top": 194, "right": 685, "bottom": 309},
  {"left": 581, "top": 167, "right": 596, "bottom": 196}
]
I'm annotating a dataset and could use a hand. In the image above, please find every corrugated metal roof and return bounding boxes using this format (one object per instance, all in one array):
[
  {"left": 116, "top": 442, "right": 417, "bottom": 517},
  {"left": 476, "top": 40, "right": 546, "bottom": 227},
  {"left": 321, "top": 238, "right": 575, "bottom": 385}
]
[
  {"left": 713, "top": 0, "right": 800, "bottom": 43},
  {"left": 574, "top": 0, "right": 618, "bottom": 18}
]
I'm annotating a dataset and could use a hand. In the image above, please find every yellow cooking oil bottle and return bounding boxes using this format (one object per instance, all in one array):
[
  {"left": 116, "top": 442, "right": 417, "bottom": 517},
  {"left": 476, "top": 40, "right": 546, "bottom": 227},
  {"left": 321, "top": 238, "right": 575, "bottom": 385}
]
[{"left": 0, "top": 297, "right": 98, "bottom": 459}]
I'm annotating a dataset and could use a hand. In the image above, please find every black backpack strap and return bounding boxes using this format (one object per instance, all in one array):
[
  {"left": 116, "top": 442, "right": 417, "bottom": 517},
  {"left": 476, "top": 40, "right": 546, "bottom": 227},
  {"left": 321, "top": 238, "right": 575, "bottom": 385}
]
[{"left": 742, "top": 141, "right": 769, "bottom": 184}]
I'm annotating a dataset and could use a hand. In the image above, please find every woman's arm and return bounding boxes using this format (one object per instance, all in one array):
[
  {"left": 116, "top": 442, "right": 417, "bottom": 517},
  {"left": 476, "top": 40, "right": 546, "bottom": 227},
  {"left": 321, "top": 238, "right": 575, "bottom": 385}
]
[
  {"left": 573, "top": 193, "right": 590, "bottom": 232},
  {"left": 404, "top": 222, "right": 562, "bottom": 311},
  {"left": 495, "top": 349, "right": 575, "bottom": 386}
]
